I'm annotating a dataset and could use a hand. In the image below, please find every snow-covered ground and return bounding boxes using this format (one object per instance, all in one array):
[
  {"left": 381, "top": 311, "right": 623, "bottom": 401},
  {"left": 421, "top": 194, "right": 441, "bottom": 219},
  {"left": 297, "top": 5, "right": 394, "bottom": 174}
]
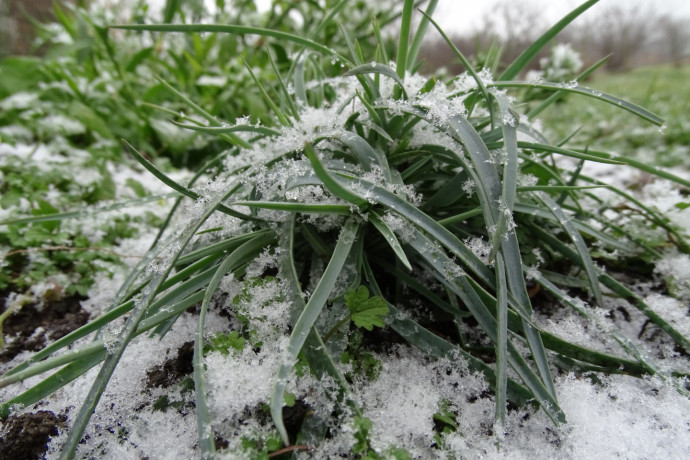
[{"left": 1, "top": 148, "right": 688, "bottom": 458}]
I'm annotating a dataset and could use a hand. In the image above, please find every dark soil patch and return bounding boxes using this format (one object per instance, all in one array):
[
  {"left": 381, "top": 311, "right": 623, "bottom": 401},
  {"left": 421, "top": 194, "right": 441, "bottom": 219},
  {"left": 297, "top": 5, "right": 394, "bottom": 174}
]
[
  {"left": 0, "top": 294, "right": 89, "bottom": 363},
  {"left": 0, "top": 410, "right": 67, "bottom": 459},
  {"left": 145, "top": 341, "right": 195, "bottom": 389}
]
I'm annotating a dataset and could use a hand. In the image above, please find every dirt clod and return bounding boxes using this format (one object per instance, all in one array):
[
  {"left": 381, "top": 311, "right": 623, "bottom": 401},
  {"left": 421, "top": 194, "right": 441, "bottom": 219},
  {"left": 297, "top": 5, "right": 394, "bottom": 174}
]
[
  {"left": 145, "top": 341, "right": 195, "bottom": 388},
  {"left": 0, "top": 410, "right": 67, "bottom": 459}
]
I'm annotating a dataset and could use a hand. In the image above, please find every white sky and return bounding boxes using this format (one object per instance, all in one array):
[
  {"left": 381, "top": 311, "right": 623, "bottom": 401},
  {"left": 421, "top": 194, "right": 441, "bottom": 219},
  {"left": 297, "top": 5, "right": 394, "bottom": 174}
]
[{"left": 432, "top": 0, "right": 690, "bottom": 35}]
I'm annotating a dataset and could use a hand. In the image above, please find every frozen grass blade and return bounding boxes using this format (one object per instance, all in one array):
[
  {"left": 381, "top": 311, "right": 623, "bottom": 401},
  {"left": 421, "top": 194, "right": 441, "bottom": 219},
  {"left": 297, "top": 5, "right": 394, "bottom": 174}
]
[
  {"left": 58, "top": 184, "right": 242, "bottom": 459},
  {"left": 122, "top": 139, "right": 258, "bottom": 221},
  {"left": 533, "top": 192, "right": 604, "bottom": 306},
  {"left": 490, "top": 81, "right": 664, "bottom": 126},
  {"left": 368, "top": 212, "right": 412, "bottom": 271},
  {"left": 194, "top": 234, "right": 274, "bottom": 459},
  {"left": 271, "top": 219, "right": 360, "bottom": 445},
  {"left": 499, "top": 0, "right": 600, "bottom": 80}
]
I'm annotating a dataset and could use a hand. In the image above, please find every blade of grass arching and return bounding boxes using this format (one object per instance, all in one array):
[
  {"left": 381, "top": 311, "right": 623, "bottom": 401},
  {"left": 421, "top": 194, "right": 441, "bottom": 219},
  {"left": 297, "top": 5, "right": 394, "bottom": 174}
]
[
  {"left": 304, "top": 143, "right": 368, "bottom": 208},
  {"left": 232, "top": 201, "right": 352, "bottom": 216},
  {"left": 372, "top": 19, "right": 389, "bottom": 63},
  {"left": 122, "top": 140, "right": 259, "bottom": 222},
  {"left": 406, "top": 229, "right": 565, "bottom": 423},
  {"left": 556, "top": 158, "right": 586, "bottom": 206},
  {"left": 489, "top": 141, "right": 624, "bottom": 165},
  {"left": 0, "top": 341, "right": 105, "bottom": 390},
  {"left": 602, "top": 276, "right": 690, "bottom": 354},
  {"left": 528, "top": 54, "right": 610, "bottom": 119},
  {"left": 396, "top": 0, "right": 414, "bottom": 80},
  {"left": 494, "top": 254, "right": 508, "bottom": 431},
  {"left": 194, "top": 233, "right": 273, "bottom": 458},
  {"left": 170, "top": 120, "right": 281, "bottom": 137},
  {"left": 499, "top": 0, "right": 599, "bottom": 80},
  {"left": 0, "top": 301, "right": 132, "bottom": 381},
  {"left": 1, "top": 290, "right": 207, "bottom": 401},
  {"left": 281, "top": 218, "right": 360, "bottom": 413},
  {"left": 533, "top": 192, "right": 603, "bottom": 306},
  {"left": 271, "top": 219, "right": 360, "bottom": 445},
  {"left": 579, "top": 176, "right": 689, "bottom": 253},
  {"left": 112, "top": 24, "right": 350, "bottom": 65},
  {"left": 153, "top": 76, "right": 249, "bottom": 148},
  {"left": 266, "top": 44, "right": 301, "bottom": 121},
  {"left": 361, "top": 257, "right": 534, "bottom": 405},
  {"left": 369, "top": 212, "right": 412, "bottom": 271},
  {"left": 0, "top": 351, "right": 105, "bottom": 418},
  {"left": 343, "top": 63, "right": 408, "bottom": 100},
  {"left": 531, "top": 225, "right": 690, "bottom": 353},
  {"left": 58, "top": 186, "right": 243, "bottom": 460},
  {"left": 336, "top": 131, "right": 393, "bottom": 181},
  {"left": 577, "top": 150, "right": 690, "bottom": 189},
  {"left": 407, "top": 0, "right": 439, "bottom": 71},
  {"left": 243, "top": 59, "right": 291, "bottom": 127},
  {"left": 350, "top": 177, "right": 494, "bottom": 286},
  {"left": 432, "top": 113, "right": 554, "bottom": 370},
  {"left": 420, "top": 11, "right": 491, "bottom": 116},
  {"left": 531, "top": 270, "right": 657, "bottom": 376},
  {"left": 490, "top": 81, "right": 664, "bottom": 126}
]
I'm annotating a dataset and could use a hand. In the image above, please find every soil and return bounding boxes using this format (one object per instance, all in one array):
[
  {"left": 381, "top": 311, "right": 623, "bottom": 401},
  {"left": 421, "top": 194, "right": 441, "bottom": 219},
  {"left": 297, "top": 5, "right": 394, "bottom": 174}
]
[
  {"left": 0, "top": 410, "right": 67, "bottom": 459},
  {"left": 0, "top": 294, "right": 89, "bottom": 364},
  {"left": 145, "top": 341, "right": 195, "bottom": 389}
]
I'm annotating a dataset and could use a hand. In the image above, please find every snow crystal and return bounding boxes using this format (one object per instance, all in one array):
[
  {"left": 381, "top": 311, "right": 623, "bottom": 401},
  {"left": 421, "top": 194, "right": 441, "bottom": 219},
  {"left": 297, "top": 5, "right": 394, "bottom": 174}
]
[{"left": 655, "top": 251, "right": 690, "bottom": 300}]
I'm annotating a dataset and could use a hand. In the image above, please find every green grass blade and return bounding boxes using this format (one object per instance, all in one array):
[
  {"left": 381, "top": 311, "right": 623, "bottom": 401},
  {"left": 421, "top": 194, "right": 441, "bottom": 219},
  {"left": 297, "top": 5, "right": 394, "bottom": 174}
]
[
  {"left": 58, "top": 183, "right": 242, "bottom": 460},
  {"left": 232, "top": 201, "right": 352, "bottom": 216},
  {"left": 533, "top": 192, "right": 603, "bottom": 306},
  {"left": 369, "top": 212, "right": 412, "bottom": 271},
  {"left": 490, "top": 81, "right": 664, "bottom": 126},
  {"left": 420, "top": 11, "right": 491, "bottom": 115},
  {"left": 336, "top": 131, "right": 392, "bottom": 181},
  {"left": 499, "top": 0, "right": 600, "bottom": 81},
  {"left": 343, "top": 63, "right": 408, "bottom": 100},
  {"left": 303, "top": 143, "right": 368, "bottom": 208},
  {"left": 243, "top": 58, "right": 291, "bottom": 127},
  {"left": 111, "top": 23, "right": 350, "bottom": 65},
  {"left": 122, "top": 140, "right": 259, "bottom": 222},
  {"left": 495, "top": 255, "right": 508, "bottom": 430},
  {"left": 396, "top": 0, "right": 414, "bottom": 80},
  {"left": 0, "top": 352, "right": 105, "bottom": 418},
  {"left": 271, "top": 219, "right": 360, "bottom": 445},
  {"left": 170, "top": 120, "right": 281, "bottom": 137},
  {"left": 528, "top": 54, "right": 610, "bottom": 119},
  {"left": 407, "top": 0, "right": 439, "bottom": 71}
]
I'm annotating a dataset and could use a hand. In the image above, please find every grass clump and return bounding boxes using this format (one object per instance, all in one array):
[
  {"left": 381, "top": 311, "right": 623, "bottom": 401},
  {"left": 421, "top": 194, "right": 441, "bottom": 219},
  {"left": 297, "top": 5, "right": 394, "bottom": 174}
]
[{"left": 1, "top": 0, "right": 689, "bottom": 458}]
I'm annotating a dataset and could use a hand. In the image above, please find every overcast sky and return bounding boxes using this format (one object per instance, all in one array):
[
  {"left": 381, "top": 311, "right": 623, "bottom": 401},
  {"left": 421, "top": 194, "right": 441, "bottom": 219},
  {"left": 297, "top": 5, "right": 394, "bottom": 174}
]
[{"left": 432, "top": 0, "right": 690, "bottom": 35}]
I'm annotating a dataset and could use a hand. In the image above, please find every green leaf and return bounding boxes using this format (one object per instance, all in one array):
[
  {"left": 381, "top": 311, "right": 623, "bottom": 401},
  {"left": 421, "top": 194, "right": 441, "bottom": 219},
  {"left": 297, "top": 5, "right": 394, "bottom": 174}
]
[{"left": 345, "top": 286, "right": 389, "bottom": 331}]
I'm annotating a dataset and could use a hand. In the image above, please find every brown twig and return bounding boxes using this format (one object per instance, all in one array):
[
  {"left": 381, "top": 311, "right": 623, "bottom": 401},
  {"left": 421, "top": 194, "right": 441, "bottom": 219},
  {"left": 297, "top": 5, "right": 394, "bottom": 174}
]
[{"left": 268, "top": 444, "right": 310, "bottom": 457}]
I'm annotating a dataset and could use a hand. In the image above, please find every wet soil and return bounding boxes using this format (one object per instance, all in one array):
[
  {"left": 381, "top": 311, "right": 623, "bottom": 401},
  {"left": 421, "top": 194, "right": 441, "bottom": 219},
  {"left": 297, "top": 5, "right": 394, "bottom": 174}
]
[
  {"left": 0, "top": 294, "right": 89, "bottom": 364},
  {"left": 0, "top": 410, "right": 67, "bottom": 459}
]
